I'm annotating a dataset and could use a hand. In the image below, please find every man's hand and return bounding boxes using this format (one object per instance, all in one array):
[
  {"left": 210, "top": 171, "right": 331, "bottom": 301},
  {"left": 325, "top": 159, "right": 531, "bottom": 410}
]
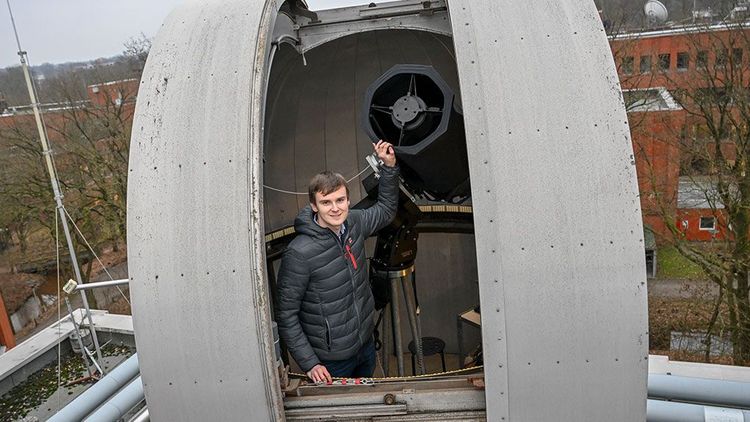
[
  {"left": 306, "top": 364, "right": 332, "bottom": 384},
  {"left": 374, "top": 140, "right": 396, "bottom": 168}
]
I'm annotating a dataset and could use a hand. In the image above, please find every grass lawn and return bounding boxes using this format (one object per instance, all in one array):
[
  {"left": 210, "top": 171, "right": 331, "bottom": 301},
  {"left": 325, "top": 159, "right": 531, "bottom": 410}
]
[{"left": 656, "top": 245, "right": 708, "bottom": 280}]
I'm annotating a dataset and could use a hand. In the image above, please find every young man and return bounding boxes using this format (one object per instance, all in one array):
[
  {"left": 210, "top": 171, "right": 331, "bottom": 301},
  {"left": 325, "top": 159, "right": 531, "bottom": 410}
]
[{"left": 276, "top": 140, "right": 398, "bottom": 383}]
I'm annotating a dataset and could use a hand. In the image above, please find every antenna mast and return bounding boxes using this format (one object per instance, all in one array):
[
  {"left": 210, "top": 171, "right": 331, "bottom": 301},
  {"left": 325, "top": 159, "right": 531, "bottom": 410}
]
[{"left": 5, "top": 0, "right": 104, "bottom": 364}]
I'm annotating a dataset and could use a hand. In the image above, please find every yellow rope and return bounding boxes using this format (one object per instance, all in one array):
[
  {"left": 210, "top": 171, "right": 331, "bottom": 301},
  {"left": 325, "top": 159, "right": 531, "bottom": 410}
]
[{"left": 290, "top": 365, "right": 484, "bottom": 382}]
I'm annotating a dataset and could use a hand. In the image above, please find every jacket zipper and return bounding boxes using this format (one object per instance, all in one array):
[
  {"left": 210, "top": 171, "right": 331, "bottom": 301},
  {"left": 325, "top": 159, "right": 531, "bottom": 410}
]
[
  {"left": 324, "top": 318, "right": 332, "bottom": 350},
  {"left": 332, "top": 231, "right": 363, "bottom": 347},
  {"left": 345, "top": 244, "right": 358, "bottom": 270}
]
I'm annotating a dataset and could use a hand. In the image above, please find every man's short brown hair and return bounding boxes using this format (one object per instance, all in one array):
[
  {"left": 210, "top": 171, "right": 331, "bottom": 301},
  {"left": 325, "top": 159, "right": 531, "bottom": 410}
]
[{"left": 308, "top": 171, "right": 349, "bottom": 203}]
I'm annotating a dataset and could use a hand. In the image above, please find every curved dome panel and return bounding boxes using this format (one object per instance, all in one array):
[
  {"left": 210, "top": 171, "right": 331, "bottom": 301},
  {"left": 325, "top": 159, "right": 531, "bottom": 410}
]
[
  {"left": 448, "top": 0, "right": 648, "bottom": 420},
  {"left": 263, "top": 30, "right": 461, "bottom": 232},
  {"left": 127, "top": 0, "right": 282, "bottom": 420}
]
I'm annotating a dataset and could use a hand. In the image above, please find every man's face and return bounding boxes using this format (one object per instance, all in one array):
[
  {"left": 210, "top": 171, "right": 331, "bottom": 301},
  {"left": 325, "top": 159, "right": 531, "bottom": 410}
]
[{"left": 311, "top": 185, "right": 350, "bottom": 230}]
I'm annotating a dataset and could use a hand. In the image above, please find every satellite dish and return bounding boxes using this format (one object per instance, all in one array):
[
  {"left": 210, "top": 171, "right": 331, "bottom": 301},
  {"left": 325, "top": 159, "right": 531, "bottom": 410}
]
[{"left": 644, "top": 0, "right": 669, "bottom": 25}]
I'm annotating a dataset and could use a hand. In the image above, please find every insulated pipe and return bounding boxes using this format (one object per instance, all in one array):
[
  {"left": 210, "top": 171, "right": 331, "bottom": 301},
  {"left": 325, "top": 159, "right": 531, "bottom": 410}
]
[
  {"left": 649, "top": 374, "right": 750, "bottom": 408},
  {"left": 49, "top": 353, "right": 140, "bottom": 422},
  {"left": 647, "top": 399, "right": 750, "bottom": 422},
  {"left": 84, "top": 376, "right": 145, "bottom": 422},
  {"left": 128, "top": 407, "right": 150, "bottom": 422}
]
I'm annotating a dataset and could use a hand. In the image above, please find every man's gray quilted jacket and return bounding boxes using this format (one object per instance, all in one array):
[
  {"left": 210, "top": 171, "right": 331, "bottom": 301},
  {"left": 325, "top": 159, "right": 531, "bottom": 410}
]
[{"left": 276, "top": 165, "right": 399, "bottom": 372}]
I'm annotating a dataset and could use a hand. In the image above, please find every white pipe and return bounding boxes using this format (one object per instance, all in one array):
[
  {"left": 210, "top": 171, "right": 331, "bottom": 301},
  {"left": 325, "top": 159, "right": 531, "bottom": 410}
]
[
  {"left": 48, "top": 353, "right": 140, "bottom": 422},
  {"left": 84, "top": 376, "right": 145, "bottom": 422},
  {"left": 649, "top": 374, "right": 750, "bottom": 408},
  {"left": 647, "top": 400, "right": 750, "bottom": 422},
  {"left": 128, "top": 407, "right": 149, "bottom": 422},
  {"left": 75, "top": 279, "right": 130, "bottom": 291}
]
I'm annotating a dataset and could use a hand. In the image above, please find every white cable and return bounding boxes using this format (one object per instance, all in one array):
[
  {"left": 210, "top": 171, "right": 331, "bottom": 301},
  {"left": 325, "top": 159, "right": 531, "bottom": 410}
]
[
  {"left": 63, "top": 208, "right": 130, "bottom": 305},
  {"left": 264, "top": 165, "right": 372, "bottom": 196}
]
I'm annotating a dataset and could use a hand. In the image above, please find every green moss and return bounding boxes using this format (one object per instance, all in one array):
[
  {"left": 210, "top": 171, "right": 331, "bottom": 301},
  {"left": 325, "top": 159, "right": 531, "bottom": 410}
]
[
  {"left": 0, "top": 344, "right": 133, "bottom": 420},
  {"left": 657, "top": 245, "right": 708, "bottom": 280}
]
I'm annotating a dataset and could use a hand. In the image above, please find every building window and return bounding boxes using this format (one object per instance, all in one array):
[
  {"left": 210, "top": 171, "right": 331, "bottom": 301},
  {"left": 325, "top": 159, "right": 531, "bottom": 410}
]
[
  {"left": 622, "top": 56, "right": 634, "bottom": 74},
  {"left": 732, "top": 48, "right": 743, "bottom": 65},
  {"left": 716, "top": 49, "right": 729, "bottom": 67},
  {"left": 645, "top": 250, "right": 656, "bottom": 278},
  {"left": 676, "top": 52, "right": 689, "bottom": 71},
  {"left": 697, "top": 50, "right": 708, "bottom": 69},
  {"left": 640, "top": 55, "right": 652, "bottom": 73},
  {"left": 699, "top": 216, "right": 717, "bottom": 231},
  {"left": 658, "top": 53, "right": 671, "bottom": 71}
]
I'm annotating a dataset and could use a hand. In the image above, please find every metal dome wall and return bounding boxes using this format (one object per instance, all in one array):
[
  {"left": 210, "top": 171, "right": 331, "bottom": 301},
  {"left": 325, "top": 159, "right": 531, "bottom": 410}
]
[
  {"left": 127, "top": 0, "right": 648, "bottom": 420},
  {"left": 263, "top": 30, "right": 461, "bottom": 232}
]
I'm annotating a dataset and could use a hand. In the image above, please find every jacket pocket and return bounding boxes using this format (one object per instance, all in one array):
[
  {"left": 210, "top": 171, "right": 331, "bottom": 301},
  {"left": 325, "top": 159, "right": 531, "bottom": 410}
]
[{"left": 324, "top": 319, "right": 332, "bottom": 350}]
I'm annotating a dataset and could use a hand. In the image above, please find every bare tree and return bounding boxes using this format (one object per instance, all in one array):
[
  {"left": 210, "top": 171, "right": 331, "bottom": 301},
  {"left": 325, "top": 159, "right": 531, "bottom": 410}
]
[
  {"left": 123, "top": 33, "right": 152, "bottom": 77},
  {"left": 643, "top": 23, "right": 750, "bottom": 365},
  {"left": 0, "top": 65, "right": 132, "bottom": 283}
]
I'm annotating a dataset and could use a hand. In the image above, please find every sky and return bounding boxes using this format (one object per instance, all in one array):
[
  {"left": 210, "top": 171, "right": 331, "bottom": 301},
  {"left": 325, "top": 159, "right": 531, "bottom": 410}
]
[{"left": 1, "top": 0, "right": 368, "bottom": 68}]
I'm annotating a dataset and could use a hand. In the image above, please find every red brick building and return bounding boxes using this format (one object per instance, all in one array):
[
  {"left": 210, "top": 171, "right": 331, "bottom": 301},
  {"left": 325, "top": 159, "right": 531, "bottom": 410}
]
[{"left": 611, "top": 23, "right": 750, "bottom": 243}]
